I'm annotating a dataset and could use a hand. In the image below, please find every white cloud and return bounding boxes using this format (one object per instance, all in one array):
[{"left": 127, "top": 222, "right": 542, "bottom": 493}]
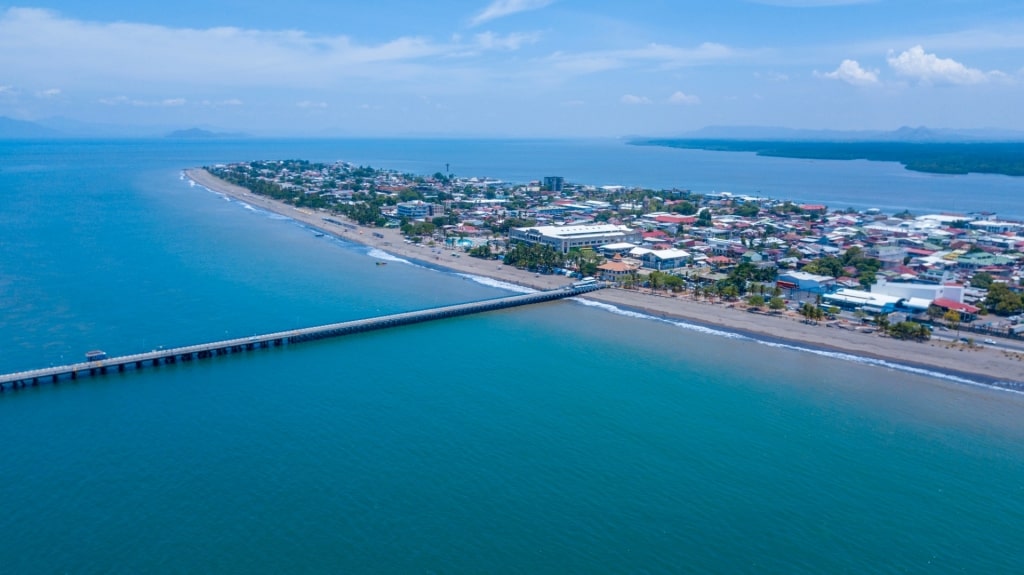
[
  {"left": 0, "top": 84, "right": 13, "bottom": 94},
  {"left": 474, "top": 31, "right": 540, "bottom": 51},
  {"left": 36, "top": 87, "right": 61, "bottom": 98},
  {"left": 621, "top": 94, "right": 651, "bottom": 105},
  {"left": 548, "top": 42, "right": 739, "bottom": 75},
  {"left": 816, "top": 59, "right": 879, "bottom": 85},
  {"left": 201, "top": 98, "right": 243, "bottom": 107},
  {"left": 0, "top": 8, "right": 488, "bottom": 92},
  {"left": 561, "top": 99, "right": 585, "bottom": 107},
  {"left": 667, "top": 91, "right": 700, "bottom": 105},
  {"left": 297, "top": 100, "right": 328, "bottom": 109},
  {"left": 887, "top": 45, "right": 997, "bottom": 85},
  {"left": 470, "top": 0, "right": 554, "bottom": 27},
  {"left": 99, "top": 95, "right": 187, "bottom": 107}
]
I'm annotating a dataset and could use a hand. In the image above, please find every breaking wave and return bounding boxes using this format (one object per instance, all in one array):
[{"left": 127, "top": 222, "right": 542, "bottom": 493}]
[
  {"left": 571, "top": 297, "right": 1020, "bottom": 393},
  {"left": 456, "top": 274, "right": 536, "bottom": 294},
  {"left": 367, "top": 248, "right": 414, "bottom": 265}
]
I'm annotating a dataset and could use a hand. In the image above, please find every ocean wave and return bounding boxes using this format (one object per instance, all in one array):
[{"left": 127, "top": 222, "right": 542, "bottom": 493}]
[
  {"left": 572, "top": 297, "right": 1018, "bottom": 393},
  {"left": 367, "top": 248, "right": 413, "bottom": 265},
  {"left": 572, "top": 298, "right": 749, "bottom": 339},
  {"left": 456, "top": 274, "right": 536, "bottom": 294}
]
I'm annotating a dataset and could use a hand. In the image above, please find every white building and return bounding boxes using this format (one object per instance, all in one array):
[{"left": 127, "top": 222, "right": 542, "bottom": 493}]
[
  {"left": 509, "top": 224, "right": 642, "bottom": 253},
  {"left": 640, "top": 248, "right": 691, "bottom": 271},
  {"left": 396, "top": 200, "right": 439, "bottom": 220},
  {"left": 777, "top": 271, "right": 836, "bottom": 293},
  {"left": 871, "top": 278, "right": 965, "bottom": 304}
]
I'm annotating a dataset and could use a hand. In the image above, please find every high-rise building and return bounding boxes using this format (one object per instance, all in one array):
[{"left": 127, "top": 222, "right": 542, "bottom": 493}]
[{"left": 542, "top": 176, "right": 564, "bottom": 193}]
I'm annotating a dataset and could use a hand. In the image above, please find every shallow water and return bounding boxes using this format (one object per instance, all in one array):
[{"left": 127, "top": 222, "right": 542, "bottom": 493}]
[{"left": 3, "top": 139, "right": 1024, "bottom": 573}]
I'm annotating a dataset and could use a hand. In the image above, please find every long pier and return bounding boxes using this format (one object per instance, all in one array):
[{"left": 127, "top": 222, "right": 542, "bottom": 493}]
[{"left": 0, "top": 283, "right": 604, "bottom": 391}]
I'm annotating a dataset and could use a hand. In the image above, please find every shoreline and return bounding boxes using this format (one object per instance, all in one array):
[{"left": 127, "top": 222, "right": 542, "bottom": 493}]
[{"left": 183, "top": 168, "right": 1024, "bottom": 388}]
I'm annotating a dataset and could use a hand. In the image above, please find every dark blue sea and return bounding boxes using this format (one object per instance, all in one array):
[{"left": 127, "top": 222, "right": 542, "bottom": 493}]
[{"left": 3, "top": 139, "right": 1024, "bottom": 574}]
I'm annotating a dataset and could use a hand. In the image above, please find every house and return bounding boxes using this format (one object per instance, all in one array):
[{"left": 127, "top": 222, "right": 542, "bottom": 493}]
[{"left": 596, "top": 259, "right": 640, "bottom": 282}]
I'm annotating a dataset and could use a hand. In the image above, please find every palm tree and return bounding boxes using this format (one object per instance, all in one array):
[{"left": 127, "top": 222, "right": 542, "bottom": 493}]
[{"left": 876, "top": 313, "right": 890, "bottom": 335}]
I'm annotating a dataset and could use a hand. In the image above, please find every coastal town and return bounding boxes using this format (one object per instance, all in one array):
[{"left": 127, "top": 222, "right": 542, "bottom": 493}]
[{"left": 202, "top": 159, "right": 1024, "bottom": 355}]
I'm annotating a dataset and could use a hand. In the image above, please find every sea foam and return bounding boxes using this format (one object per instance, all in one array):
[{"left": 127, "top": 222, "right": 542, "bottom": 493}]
[
  {"left": 456, "top": 274, "right": 536, "bottom": 294},
  {"left": 366, "top": 248, "right": 415, "bottom": 265},
  {"left": 571, "top": 297, "right": 1017, "bottom": 393}
]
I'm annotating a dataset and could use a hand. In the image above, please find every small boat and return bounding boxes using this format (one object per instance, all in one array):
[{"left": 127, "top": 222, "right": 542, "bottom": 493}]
[
  {"left": 376, "top": 261, "right": 387, "bottom": 266},
  {"left": 314, "top": 232, "right": 325, "bottom": 237}
]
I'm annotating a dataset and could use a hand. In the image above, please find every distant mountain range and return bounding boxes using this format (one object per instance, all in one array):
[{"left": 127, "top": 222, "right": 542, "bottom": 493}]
[
  {"left": 3, "top": 115, "right": 1023, "bottom": 143},
  {"left": 0, "top": 116, "right": 61, "bottom": 138},
  {"left": 0, "top": 116, "right": 249, "bottom": 139},
  {"left": 671, "top": 125, "right": 1024, "bottom": 142}
]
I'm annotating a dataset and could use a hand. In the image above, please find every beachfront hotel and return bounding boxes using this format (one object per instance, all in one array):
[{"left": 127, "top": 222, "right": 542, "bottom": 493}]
[{"left": 509, "top": 224, "right": 642, "bottom": 253}]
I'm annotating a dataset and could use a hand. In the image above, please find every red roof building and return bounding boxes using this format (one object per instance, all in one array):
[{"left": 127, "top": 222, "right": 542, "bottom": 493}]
[
  {"left": 933, "top": 298, "right": 980, "bottom": 315},
  {"left": 655, "top": 214, "right": 696, "bottom": 225}
]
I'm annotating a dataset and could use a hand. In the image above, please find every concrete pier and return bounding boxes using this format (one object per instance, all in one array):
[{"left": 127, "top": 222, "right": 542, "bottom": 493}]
[{"left": 0, "top": 283, "right": 604, "bottom": 391}]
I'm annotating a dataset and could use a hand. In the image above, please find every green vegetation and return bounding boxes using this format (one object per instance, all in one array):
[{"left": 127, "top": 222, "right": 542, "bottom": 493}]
[
  {"left": 800, "top": 246, "right": 881, "bottom": 288},
  {"left": 647, "top": 270, "right": 686, "bottom": 292},
  {"left": 635, "top": 139, "right": 1024, "bottom": 177},
  {"left": 566, "top": 248, "right": 602, "bottom": 277},
  {"left": 887, "top": 321, "right": 932, "bottom": 341},
  {"left": 468, "top": 244, "right": 493, "bottom": 259},
  {"left": 400, "top": 221, "right": 436, "bottom": 238},
  {"left": 503, "top": 243, "right": 564, "bottom": 272},
  {"left": 984, "top": 283, "right": 1024, "bottom": 316},
  {"left": 970, "top": 272, "right": 995, "bottom": 289},
  {"left": 800, "top": 302, "right": 825, "bottom": 322}
]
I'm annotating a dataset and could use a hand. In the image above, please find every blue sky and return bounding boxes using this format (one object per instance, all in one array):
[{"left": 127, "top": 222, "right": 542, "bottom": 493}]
[{"left": 1, "top": 0, "right": 1022, "bottom": 136}]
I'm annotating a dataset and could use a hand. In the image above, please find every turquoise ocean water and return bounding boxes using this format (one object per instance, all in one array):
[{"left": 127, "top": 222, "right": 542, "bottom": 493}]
[{"left": 3, "top": 139, "right": 1024, "bottom": 573}]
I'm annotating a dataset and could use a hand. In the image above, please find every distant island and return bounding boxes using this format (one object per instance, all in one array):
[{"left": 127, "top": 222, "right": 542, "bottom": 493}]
[{"left": 633, "top": 139, "right": 1024, "bottom": 177}]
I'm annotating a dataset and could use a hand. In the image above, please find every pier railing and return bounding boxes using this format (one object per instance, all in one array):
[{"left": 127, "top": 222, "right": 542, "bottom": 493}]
[{"left": 0, "top": 283, "right": 605, "bottom": 391}]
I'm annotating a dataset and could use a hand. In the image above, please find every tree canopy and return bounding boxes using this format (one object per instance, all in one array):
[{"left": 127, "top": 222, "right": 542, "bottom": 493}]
[{"left": 985, "top": 283, "right": 1024, "bottom": 316}]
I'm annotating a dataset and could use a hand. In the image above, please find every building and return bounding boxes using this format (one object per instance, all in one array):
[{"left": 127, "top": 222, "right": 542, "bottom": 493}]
[
  {"left": 396, "top": 200, "right": 440, "bottom": 220},
  {"left": 777, "top": 271, "right": 836, "bottom": 293},
  {"left": 630, "top": 248, "right": 691, "bottom": 270},
  {"left": 509, "top": 224, "right": 642, "bottom": 253},
  {"left": 596, "top": 258, "right": 640, "bottom": 282},
  {"left": 598, "top": 242, "right": 640, "bottom": 257},
  {"left": 543, "top": 176, "right": 564, "bottom": 193},
  {"left": 871, "top": 278, "right": 965, "bottom": 305},
  {"left": 823, "top": 289, "right": 903, "bottom": 315}
]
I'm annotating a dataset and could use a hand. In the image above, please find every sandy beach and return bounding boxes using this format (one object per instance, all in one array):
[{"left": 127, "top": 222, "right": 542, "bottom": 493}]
[{"left": 185, "top": 168, "right": 1024, "bottom": 387}]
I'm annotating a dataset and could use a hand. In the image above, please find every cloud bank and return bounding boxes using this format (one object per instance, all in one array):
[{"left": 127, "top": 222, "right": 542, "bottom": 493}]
[{"left": 887, "top": 45, "right": 1000, "bottom": 84}]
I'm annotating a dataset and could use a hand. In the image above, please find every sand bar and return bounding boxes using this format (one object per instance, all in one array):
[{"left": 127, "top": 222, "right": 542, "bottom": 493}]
[{"left": 184, "top": 168, "right": 1024, "bottom": 387}]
